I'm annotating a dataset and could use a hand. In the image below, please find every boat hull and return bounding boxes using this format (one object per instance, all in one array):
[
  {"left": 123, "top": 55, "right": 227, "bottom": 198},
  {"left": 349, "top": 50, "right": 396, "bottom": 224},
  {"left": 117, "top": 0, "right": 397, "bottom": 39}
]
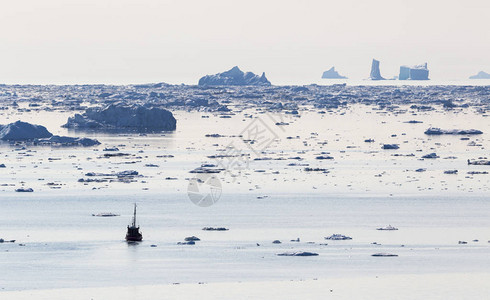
[
  {"left": 125, "top": 235, "right": 142, "bottom": 242},
  {"left": 126, "top": 225, "right": 142, "bottom": 241}
]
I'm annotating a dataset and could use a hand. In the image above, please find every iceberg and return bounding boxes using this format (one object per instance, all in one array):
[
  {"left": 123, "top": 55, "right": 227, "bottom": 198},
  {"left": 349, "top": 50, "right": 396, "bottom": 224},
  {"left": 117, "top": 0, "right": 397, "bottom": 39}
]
[
  {"left": 321, "top": 67, "right": 347, "bottom": 79},
  {"left": 198, "top": 66, "right": 271, "bottom": 86},
  {"left": 469, "top": 71, "right": 490, "bottom": 79},
  {"left": 15, "top": 188, "right": 34, "bottom": 192},
  {"left": 468, "top": 159, "right": 490, "bottom": 166},
  {"left": 0, "top": 121, "right": 52, "bottom": 141},
  {"left": 382, "top": 144, "right": 399, "bottom": 150},
  {"left": 421, "top": 153, "right": 439, "bottom": 159},
  {"left": 399, "top": 63, "right": 429, "bottom": 80},
  {"left": 0, "top": 121, "right": 100, "bottom": 146},
  {"left": 369, "top": 59, "right": 385, "bottom": 80},
  {"left": 35, "top": 135, "right": 101, "bottom": 147},
  {"left": 325, "top": 234, "right": 352, "bottom": 240},
  {"left": 424, "top": 127, "right": 483, "bottom": 135},
  {"left": 63, "top": 103, "right": 177, "bottom": 131}
]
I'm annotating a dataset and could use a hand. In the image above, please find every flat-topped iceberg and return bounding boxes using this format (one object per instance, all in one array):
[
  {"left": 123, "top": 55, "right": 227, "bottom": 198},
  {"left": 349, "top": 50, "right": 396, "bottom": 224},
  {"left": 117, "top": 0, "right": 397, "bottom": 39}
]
[
  {"left": 399, "top": 63, "right": 429, "bottom": 80},
  {"left": 321, "top": 67, "right": 347, "bottom": 79},
  {"left": 63, "top": 103, "right": 177, "bottom": 131},
  {"left": 424, "top": 127, "right": 483, "bottom": 135},
  {"left": 198, "top": 66, "right": 271, "bottom": 86}
]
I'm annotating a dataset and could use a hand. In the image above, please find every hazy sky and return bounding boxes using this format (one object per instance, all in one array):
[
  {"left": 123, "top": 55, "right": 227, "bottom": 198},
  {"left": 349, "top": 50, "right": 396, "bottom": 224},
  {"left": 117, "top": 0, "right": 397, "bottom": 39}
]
[{"left": 1, "top": 0, "right": 489, "bottom": 84}]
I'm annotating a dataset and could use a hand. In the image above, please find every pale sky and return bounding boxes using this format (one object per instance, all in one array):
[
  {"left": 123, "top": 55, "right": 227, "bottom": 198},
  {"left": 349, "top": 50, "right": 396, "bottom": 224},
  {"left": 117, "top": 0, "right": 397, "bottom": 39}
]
[{"left": 1, "top": 0, "right": 489, "bottom": 84}]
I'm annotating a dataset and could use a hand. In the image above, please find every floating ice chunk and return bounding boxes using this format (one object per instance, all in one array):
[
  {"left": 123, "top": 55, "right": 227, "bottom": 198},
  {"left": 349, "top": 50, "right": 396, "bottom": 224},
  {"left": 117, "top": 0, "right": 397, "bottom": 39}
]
[
  {"left": 277, "top": 251, "right": 319, "bottom": 256},
  {"left": 15, "top": 188, "right": 34, "bottom": 192},
  {"left": 382, "top": 144, "right": 399, "bottom": 150},
  {"left": 372, "top": 253, "right": 398, "bottom": 257},
  {"left": 424, "top": 128, "right": 483, "bottom": 135},
  {"left": 325, "top": 234, "right": 352, "bottom": 240},
  {"left": 422, "top": 153, "right": 439, "bottom": 159},
  {"left": 35, "top": 135, "right": 100, "bottom": 147}
]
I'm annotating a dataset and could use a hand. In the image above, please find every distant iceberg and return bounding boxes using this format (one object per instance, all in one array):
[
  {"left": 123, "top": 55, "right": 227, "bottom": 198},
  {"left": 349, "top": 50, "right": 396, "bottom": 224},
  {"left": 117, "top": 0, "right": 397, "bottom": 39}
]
[
  {"left": 198, "top": 66, "right": 271, "bottom": 86},
  {"left": 399, "top": 63, "right": 429, "bottom": 80},
  {"left": 469, "top": 71, "right": 490, "bottom": 79},
  {"left": 321, "top": 67, "right": 347, "bottom": 79},
  {"left": 369, "top": 59, "right": 385, "bottom": 80}
]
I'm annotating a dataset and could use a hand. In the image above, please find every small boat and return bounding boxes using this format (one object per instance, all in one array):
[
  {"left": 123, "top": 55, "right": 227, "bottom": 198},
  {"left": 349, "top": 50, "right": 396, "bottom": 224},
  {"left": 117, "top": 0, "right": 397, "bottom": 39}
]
[
  {"left": 125, "top": 204, "right": 142, "bottom": 242},
  {"left": 376, "top": 225, "right": 398, "bottom": 231}
]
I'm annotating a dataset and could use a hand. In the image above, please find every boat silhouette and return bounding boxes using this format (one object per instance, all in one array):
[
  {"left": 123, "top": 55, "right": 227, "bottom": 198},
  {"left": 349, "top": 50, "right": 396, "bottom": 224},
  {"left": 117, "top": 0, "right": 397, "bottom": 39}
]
[{"left": 125, "top": 203, "right": 142, "bottom": 242}]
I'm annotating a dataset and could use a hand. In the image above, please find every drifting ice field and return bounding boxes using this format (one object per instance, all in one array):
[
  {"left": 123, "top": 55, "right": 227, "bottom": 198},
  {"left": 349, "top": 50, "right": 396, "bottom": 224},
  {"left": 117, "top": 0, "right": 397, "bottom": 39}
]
[{"left": 1, "top": 100, "right": 490, "bottom": 298}]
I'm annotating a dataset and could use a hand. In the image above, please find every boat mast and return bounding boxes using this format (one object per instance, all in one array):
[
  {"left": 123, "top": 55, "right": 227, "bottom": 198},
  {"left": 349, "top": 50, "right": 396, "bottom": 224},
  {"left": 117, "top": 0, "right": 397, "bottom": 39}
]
[{"left": 132, "top": 203, "right": 137, "bottom": 227}]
